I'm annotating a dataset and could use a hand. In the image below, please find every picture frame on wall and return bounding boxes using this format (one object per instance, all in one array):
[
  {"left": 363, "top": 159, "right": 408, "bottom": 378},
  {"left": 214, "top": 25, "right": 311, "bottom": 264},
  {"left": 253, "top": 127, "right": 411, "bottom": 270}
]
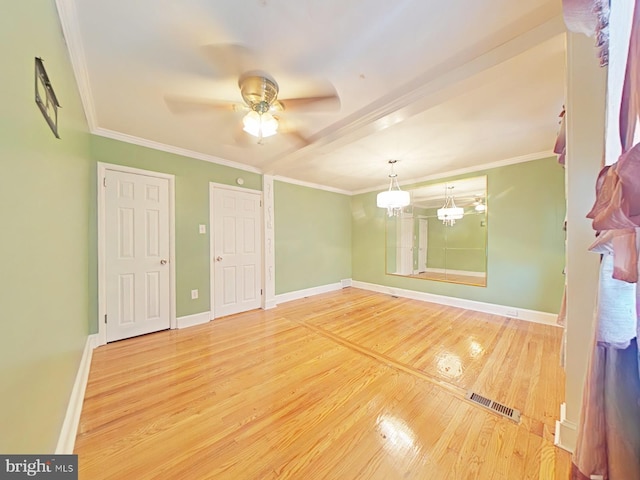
[{"left": 35, "top": 57, "right": 61, "bottom": 139}]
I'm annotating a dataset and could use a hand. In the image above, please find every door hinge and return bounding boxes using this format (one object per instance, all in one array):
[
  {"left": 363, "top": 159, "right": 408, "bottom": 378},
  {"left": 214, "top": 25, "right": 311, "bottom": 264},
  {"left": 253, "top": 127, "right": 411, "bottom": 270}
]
[
  {"left": 261, "top": 289, "right": 263, "bottom": 295},
  {"left": 103, "top": 177, "right": 107, "bottom": 187},
  {"left": 104, "top": 314, "right": 107, "bottom": 324}
]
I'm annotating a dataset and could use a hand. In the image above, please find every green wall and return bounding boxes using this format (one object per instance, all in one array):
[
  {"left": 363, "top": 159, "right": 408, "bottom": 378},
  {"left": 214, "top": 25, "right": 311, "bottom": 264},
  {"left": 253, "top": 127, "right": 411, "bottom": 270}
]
[
  {"left": 275, "top": 181, "right": 352, "bottom": 294},
  {"left": 352, "top": 157, "right": 566, "bottom": 313},
  {"left": 0, "top": 1, "right": 91, "bottom": 452},
  {"left": 89, "top": 136, "right": 262, "bottom": 330}
]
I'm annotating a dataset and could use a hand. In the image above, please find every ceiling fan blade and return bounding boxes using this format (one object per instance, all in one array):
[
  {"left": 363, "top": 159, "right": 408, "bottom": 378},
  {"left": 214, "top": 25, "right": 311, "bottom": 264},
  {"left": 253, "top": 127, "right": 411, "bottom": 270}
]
[
  {"left": 281, "top": 128, "right": 311, "bottom": 147},
  {"left": 164, "top": 94, "right": 245, "bottom": 115},
  {"left": 200, "top": 43, "right": 255, "bottom": 78},
  {"left": 277, "top": 118, "right": 311, "bottom": 146},
  {"left": 278, "top": 94, "right": 341, "bottom": 112}
]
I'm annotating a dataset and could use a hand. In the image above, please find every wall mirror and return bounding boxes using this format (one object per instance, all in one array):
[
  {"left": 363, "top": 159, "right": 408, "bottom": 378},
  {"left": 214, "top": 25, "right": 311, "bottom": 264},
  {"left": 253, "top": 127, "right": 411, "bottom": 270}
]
[{"left": 385, "top": 175, "right": 487, "bottom": 286}]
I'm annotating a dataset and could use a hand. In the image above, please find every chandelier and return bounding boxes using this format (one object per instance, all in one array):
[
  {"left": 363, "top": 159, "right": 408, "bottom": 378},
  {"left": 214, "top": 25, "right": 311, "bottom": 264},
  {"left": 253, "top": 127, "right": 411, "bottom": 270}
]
[
  {"left": 376, "top": 160, "right": 410, "bottom": 217},
  {"left": 437, "top": 185, "right": 464, "bottom": 226}
]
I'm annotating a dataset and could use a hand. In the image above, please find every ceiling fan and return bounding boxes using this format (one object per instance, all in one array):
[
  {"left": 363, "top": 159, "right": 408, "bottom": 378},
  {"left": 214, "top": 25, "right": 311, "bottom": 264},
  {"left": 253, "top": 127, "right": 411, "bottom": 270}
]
[{"left": 165, "top": 44, "right": 341, "bottom": 145}]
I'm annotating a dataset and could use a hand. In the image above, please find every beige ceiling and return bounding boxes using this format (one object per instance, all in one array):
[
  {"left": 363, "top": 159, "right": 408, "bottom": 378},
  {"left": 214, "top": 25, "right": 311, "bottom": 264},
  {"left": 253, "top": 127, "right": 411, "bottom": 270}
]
[{"left": 56, "top": 0, "right": 566, "bottom": 194}]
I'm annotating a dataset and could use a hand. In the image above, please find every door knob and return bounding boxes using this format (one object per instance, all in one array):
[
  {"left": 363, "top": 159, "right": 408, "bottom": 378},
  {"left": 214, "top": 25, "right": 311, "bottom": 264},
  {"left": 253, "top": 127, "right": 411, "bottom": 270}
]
[
  {"left": 216, "top": 256, "right": 223, "bottom": 262},
  {"left": 160, "top": 259, "right": 167, "bottom": 265}
]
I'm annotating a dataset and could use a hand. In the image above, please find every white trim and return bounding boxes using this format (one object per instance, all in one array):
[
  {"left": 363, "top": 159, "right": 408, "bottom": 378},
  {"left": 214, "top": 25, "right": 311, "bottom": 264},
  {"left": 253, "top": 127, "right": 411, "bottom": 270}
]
[
  {"left": 55, "top": 334, "right": 99, "bottom": 454},
  {"left": 554, "top": 403, "right": 577, "bottom": 453},
  {"left": 97, "top": 162, "right": 177, "bottom": 346},
  {"left": 94, "top": 128, "right": 262, "bottom": 174},
  {"left": 54, "top": 0, "right": 98, "bottom": 130},
  {"left": 273, "top": 175, "right": 352, "bottom": 196},
  {"left": 262, "top": 175, "right": 277, "bottom": 310},
  {"left": 352, "top": 150, "right": 555, "bottom": 195},
  {"left": 341, "top": 278, "right": 353, "bottom": 288},
  {"left": 351, "top": 281, "right": 560, "bottom": 326},
  {"left": 275, "top": 282, "right": 344, "bottom": 304},
  {"left": 423, "top": 267, "right": 485, "bottom": 278},
  {"left": 209, "top": 183, "right": 264, "bottom": 319},
  {"left": 208, "top": 181, "right": 260, "bottom": 195},
  {"left": 177, "top": 311, "right": 211, "bottom": 329}
]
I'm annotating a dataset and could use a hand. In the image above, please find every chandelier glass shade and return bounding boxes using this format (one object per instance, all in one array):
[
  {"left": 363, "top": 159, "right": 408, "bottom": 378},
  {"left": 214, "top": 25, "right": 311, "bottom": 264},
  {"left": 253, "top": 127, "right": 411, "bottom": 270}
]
[
  {"left": 437, "top": 188, "right": 464, "bottom": 226},
  {"left": 242, "top": 110, "right": 278, "bottom": 138},
  {"left": 377, "top": 160, "right": 410, "bottom": 217}
]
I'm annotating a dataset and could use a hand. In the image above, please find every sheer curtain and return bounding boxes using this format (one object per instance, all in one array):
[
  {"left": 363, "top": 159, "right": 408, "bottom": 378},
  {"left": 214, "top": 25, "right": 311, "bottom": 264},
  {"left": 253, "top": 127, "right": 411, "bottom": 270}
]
[{"left": 563, "top": 0, "right": 640, "bottom": 478}]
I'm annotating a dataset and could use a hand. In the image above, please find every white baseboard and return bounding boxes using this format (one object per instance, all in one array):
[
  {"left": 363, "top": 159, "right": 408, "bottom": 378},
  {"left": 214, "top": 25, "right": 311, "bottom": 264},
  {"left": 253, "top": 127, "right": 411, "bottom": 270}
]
[
  {"left": 263, "top": 299, "right": 277, "bottom": 310},
  {"left": 340, "top": 278, "right": 352, "bottom": 288},
  {"left": 351, "top": 281, "right": 559, "bottom": 326},
  {"left": 275, "top": 281, "right": 346, "bottom": 304},
  {"left": 176, "top": 311, "right": 211, "bottom": 329},
  {"left": 55, "top": 333, "right": 99, "bottom": 454},
  {"left": 554, "top": 402, "right": 577, "bottom": 453},
  {"left": 423, "top": 267, "right": 486, "bottom": 278}
]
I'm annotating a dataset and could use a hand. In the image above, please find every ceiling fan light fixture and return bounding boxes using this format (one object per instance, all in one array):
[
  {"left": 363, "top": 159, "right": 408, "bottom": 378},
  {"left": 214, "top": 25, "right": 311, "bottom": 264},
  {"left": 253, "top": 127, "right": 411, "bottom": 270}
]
[
  {"left": 242, "top": 110, "right": 278, "bottom": 138},
  {"left": 377, "top": 160, "right": 410, "bottom": 217}
]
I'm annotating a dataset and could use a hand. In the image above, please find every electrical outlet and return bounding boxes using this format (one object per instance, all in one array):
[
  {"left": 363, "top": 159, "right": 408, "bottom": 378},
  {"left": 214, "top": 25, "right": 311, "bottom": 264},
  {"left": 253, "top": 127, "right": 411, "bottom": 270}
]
[
  {"left": 199, "top": 224, "right": 206, "bottom": 234},
  {"left": 191, "top": 289, "right": 198, "bottom": 300}
]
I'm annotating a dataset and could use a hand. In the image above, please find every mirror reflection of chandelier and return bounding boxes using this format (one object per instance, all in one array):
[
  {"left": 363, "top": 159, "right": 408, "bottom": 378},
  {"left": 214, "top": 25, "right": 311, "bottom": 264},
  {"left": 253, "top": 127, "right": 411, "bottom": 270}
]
[
  {"left": 437, "top": 185, "right": 464, "bottom": 226},
  {"left": 376, "top": 160, "right": 410, "bottom": 217},
  {"left": 474, "top": 198, "right": 487, "bottom": 212}
]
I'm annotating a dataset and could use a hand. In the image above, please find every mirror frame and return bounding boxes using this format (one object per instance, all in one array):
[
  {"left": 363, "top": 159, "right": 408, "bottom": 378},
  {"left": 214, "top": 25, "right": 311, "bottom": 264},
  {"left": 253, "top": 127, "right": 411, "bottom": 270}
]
[{"left": 384, "top": 175, "right": 488, "bottom": 287}]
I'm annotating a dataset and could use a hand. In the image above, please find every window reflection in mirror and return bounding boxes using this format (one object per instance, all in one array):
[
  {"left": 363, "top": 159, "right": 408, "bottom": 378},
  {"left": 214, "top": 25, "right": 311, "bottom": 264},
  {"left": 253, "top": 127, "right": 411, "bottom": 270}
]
[{"left": 385, "top": 175, "right": 487, "bottom": 286}]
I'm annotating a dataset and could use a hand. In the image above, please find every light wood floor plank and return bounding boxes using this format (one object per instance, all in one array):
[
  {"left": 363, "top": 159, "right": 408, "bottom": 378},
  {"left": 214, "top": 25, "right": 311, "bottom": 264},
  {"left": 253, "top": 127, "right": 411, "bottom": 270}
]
[{"left": 75, "top": 288, "right": 570, "bottom": 479}]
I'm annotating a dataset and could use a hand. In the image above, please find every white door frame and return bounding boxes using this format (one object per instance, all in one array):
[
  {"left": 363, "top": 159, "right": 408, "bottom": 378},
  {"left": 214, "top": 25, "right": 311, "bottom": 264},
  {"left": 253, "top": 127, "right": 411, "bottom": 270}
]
[
  {"left": 209, "top": 182, "right": 264, "bottom": 320},
  {"left": 418, "top": 217, "right": 428, "bottom": 273},
  {"left": 97, "top": 162, "right": 177, "bottom": 346}
]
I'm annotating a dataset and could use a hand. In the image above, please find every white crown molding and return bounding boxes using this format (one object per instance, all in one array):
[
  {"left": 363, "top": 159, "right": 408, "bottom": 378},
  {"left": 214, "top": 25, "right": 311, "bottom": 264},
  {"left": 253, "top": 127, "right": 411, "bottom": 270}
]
[
  {"left": 273, "top": 175, "right": 352, "bottom": 196},
  {"left": 352, "top": 150, "right": 556, "bottom": 196},
  {"left": 55, "top": 0, "right": 98, "bottom": 130},
  {"left": 93, "top": 127, "right": 262, "bottom": 174}
]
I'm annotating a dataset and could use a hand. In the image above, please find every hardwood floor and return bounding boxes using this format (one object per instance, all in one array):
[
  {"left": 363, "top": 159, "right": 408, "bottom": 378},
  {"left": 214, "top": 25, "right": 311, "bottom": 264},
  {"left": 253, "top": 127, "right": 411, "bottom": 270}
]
[{"left": 75, "top": 288, "right": 570, "bottom": 479}]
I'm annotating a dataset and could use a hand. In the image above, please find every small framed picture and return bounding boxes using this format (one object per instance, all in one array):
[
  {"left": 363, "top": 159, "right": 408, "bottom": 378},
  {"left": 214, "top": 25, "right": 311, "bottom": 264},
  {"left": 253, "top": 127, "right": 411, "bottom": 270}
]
[{"left": 35, "top": 57, "right": 61, "bottom": 138}]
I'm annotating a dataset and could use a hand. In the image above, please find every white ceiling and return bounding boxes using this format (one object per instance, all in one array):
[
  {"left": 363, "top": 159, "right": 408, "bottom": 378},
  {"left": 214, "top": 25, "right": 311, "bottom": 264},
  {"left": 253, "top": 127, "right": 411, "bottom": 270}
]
[{"left": 57, "top": 0, "right": 566, "bottom": 194}]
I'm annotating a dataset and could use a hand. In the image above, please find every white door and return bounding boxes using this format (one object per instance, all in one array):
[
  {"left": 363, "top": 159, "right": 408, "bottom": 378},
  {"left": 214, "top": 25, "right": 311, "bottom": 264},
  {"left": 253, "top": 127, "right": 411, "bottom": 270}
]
[
  {"left": 418, "top": 218, "right": 428, "bottom": 272},
  {"left": 105, "top": 170, "right": 171, "bottom": 342},
  {"left": 212, "top": 187, "right": 262, "bottom": 318},
  {"left": 396, "top": 214, "right": 414, "bottom": 275}
]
